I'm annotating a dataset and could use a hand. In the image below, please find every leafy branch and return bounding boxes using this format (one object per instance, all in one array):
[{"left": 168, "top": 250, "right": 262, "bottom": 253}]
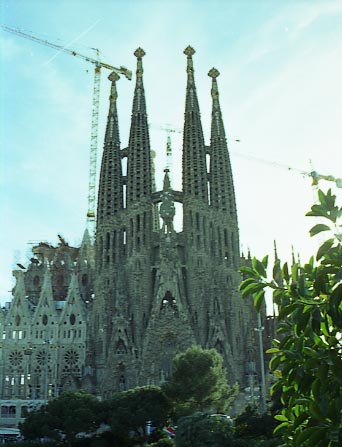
[{"left": 239, "top": 189, "right": 342, "bottom": 446}]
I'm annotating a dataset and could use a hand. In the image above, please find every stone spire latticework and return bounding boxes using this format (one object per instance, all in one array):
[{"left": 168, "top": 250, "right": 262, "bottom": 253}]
[
  {"left": 208, "top": 67, "right": 240, "bottom": 268},
  {"left": 97, "top": 71, "right": 123, "bottom": 223},
  {"left": 182, "top": 46, "right": 208, "bottom": 202},
  {"left": 126, "top": 48, "right": 152, "bottom": 205},
  {"left": 208, "top": 67, "right": 237, "bottom": 218}
]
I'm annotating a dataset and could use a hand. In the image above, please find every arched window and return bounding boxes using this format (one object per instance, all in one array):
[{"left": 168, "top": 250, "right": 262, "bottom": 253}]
[
  {"left": 214, "top": 339, "right": 224, "bottom": 355},
  {"left": 81, "top": 274, "right": 88, "bottom": 286},
  {"left": 116, "top": 339, "right": 127, "bottom": 355}
]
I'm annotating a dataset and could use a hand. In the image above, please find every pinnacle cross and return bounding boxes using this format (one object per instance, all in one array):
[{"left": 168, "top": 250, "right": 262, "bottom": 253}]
[
  {"left": 134, "top": 47, "right": 146, "bottom": 59},
  {"left": 208, "top": 68, "right": 220, "bottom": 102},
  {"left": 108, "top": 72, "right": 119, "bottom": 114},
  {"left": 184, "top": 46, "right": 195, "bottom": 75},
  {"left": 183, "top": 45, "right": 195, "bottom": 57},
  {"left": 134, "top": 48, "right": 145, "bottom": 79},
  {"left": 108, "top": 71, "right": 120, "bottom": 83},
  {"left": 208, "top": 67, "right": 220, "bottom": 79}
]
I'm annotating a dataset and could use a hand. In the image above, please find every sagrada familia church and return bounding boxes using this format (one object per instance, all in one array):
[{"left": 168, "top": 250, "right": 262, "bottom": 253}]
[{"left": 0, "top": 47, "right": 272, "bottom": 423}]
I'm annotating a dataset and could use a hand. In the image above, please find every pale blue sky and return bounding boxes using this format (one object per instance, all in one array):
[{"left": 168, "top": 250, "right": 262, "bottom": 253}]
[{"left": 1, "top": 0, "right": 342, "bottom": 306}]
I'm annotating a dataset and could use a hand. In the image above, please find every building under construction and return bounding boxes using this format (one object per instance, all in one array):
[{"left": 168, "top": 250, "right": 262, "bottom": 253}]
[{"left": 0, "top": 47, "right": 272, "bottom": 422}]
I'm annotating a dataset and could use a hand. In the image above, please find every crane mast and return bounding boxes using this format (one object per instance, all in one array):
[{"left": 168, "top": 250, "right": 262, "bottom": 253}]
[
  {"left": 149, "top": 123, "right": 182, "bottom": 186},
  {"left": 87, "top": 64, "right": 101, "bottom": 227},
  {"left": 1, "top": 25, "right": 132, "bottom": 238}
]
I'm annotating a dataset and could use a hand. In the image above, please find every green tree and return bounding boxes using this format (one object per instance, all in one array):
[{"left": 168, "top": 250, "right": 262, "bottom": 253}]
[
  {"left": 175, "top": 412, "right": 234, "bottom": 447},
  {"left": 239, "top": 189, "right": 342, "bottom": 446},
  {"left": 234, "top": 405, "right": 277, "bottom": 439},
  {"left": 19, "top": 407, "right": 60, "bottom": 442},
  {"left": 19, "top": 391, "right": 105, "bottom": 445},
  {"left": 163, "top": 345, "right": 238, "bottom": 418},
  {"left": 108, "top": 386, "right": 171, "bottom": 440}
]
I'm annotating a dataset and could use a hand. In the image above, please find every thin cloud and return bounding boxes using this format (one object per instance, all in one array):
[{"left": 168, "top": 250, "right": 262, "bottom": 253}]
[{"left": 41, "top": 19, "right": 101, "bottom": 67}]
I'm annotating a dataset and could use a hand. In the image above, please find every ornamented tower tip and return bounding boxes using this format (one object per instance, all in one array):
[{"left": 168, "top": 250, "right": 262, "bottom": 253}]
[
  {"left": 134, "top": 47, "right": 145, "bottom": 79},
  {"left": 105, "top": 71, "right": 120, "bottom": 141},
  {"left": 184, "top": 46, "right": 195, "bottom": 73},
  {"left": 208, "top": 67, "right": 220, "bottom": 79},
  {"left": 208, "top": 68, "right": 220, "bottom": 103},
  {"left": 108, "top": 71, "right": 120, "bottom": 110},
  {"left": 183, "top": 45, "right": 195, "bottom": 57},
  {"left": 134, "top": 47, "right": 146, "bottom": 58},
  {"left": 108, "top": 71, "right": 120, "bottom": 83}
]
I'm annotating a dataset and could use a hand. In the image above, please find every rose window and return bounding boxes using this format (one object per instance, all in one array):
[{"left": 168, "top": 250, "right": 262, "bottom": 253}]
[
  {"left": 36, "top": 350, "right": 51, "bottom": 366},
  {"left": 64, "top": 350, "right": 79, "bottom": 366},
  {"left": 9, "top": 350, "right": 23, "bottom": 367}
]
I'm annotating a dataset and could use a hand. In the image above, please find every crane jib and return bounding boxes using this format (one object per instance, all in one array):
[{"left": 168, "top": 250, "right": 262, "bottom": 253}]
[{"left": 1, "top": 24, "right": 132, "bottom": 238}]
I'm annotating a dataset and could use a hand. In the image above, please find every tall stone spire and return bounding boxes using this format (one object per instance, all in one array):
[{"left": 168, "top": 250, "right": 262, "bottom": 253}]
[
  {"left": 97, "top": 71, "right": 123, "bottom": 224},
  {"left": 182, "top": 46, "right": 208, "bottom": 203},
  {"left": 208, "top": 68, "right": 237, "bottom": 218},
  {"left": 208, "top": 68, "right": 240, "bottom": 267},
  {"left": 126, "top": 48, "right": 152, "bottom": 205}
]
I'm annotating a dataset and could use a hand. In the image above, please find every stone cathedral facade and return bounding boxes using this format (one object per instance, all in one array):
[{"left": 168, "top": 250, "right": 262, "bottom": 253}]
[{"left": 0, "top": 47, "right": 267, "bottom": 418}]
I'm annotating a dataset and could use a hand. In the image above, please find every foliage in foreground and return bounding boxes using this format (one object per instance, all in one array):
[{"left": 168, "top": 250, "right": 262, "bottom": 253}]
[
  {"left": 175, "top": 412, "right": 234, "bottom": 447},
  {"left": 239, "top": 189, "right": 342, "bottom": 446},
  {"left": 108, "top": 385, "right": 171, "bottom": 439},
  {"left": 17, "top": 348, "right": 283, "bottom": 446},
  {"left": 234, "top": 405, "right": 277, "bottom": 439},
  {"left": 19, "top": 391, "right": 104, "bottom": 444},
  {"left": 162, "top": 345, "right": 238, "bottom": 419}
]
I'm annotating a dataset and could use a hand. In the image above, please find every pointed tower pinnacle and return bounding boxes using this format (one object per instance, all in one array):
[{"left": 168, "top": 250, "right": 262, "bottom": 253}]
[
  {"left": 184, "top": 45, "right": 195, "bottom": 78},
  {"left": 97, "top": 71, "right": 123, "bottom": 224},
  {"left": 105, "top": 71, "right": 120, "bottom": 142},
  {"left": 182, "top": 46, "right": 208, "bottom": 202},
  {"left": 126, "top": 47, "right": 152, "bottom": 205},
  {"left": 160, "top": 169, "right": 175, "bottom": 235},
  {"left": 208, "top": 67, "right": 237, "bottom": 217},
  {"left": 134, "top": 47, "right": 145, "bottom": 76},
  {"left": 208, "top": 68, "right": 225, "bottom": 139}
]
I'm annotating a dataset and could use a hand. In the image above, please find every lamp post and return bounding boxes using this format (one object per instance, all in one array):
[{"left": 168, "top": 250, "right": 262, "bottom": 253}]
[{"left": 255, "top": 313, "right": 266, "bottom": 413}]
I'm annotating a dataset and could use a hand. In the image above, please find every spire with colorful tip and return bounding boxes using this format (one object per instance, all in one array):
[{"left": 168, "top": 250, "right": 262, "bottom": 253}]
[
  {"left": 97, "top": 71, "right": 123, "bottom": 225},
  {"left": 126, "top": 47, "right": 152, "bottom": 205},
  {"left": 208, "top": 67, "right": 237, "bottom": 218},
  {"left": 182, "top": 46, "right": 208, "bottom": 203}
]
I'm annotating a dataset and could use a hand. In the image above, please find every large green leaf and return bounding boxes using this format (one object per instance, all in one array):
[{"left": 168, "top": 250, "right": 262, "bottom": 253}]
[
  {"left": 316, "top": 238, "right": 334, "bottom": 260},
  {"left": 274, "top": 414, "right": 288, "bottom": 422},
  {"left": 273, "top": 421, "right": 289, "bottom": 435},
  {"left": 239, "top": 277, "right": 257, "bottom": 291},
  {"left": 309, "top": 223, "right": 331, "bottom": 237},
  {"left": 295, "top": 426, "right": 320, "bottom": 444},
  {"left": 282, "top": 262, "right": 290, "bottom": 282},
  {"left": 239, "top": 266, "right": 258, "bottom": 277},
  {"left": 252, "top": 257, "right": 267, "bottom": 278},
  {"left": 254, "top": 289, "right": 265, "bottom": 311},
  {"left": 306, "top": 204, "right": 329, "bottom": 218},
  {"left": 240, "top": 282, "right": 265, "bottom": 299}
]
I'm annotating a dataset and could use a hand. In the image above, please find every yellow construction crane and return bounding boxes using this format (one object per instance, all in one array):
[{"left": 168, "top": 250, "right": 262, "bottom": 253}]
[
  {"left": 309, "top": 170, "right": 342, "bottom": 188},
  {"left": 230, "top": 148, "right": 342, "bottom": 189},
  {"left": 1, "top": 25, "right": 132, "bottom": 237}
]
